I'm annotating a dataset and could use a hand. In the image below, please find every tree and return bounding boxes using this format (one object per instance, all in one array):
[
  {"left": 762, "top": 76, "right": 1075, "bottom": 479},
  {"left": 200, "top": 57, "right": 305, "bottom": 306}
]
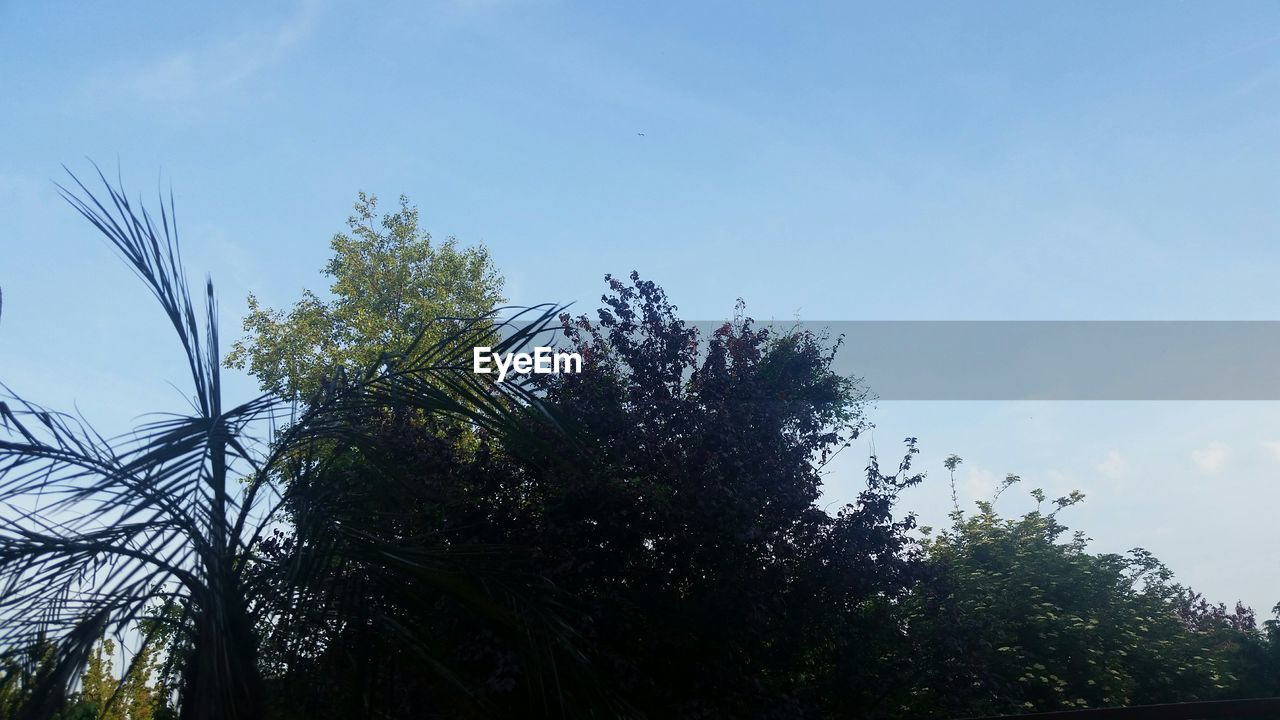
[
  {"left": 0, "top": 641, "right": 58, "bottom": 719},
  {"left": 77, "top": 638, "right": 124, "bottom": 720},
  {"left": 4, "top": 631, "right": 168, "bottom": 720},
  {"left": 75, "top": 636, "right": 160, "bottom": 720},
  {"left": 225, "top": 192, "right": 504, "bottom": 399},
  {"left": 896, "top": 465, "right": 1258, "bottom": 718},
  {"left": 526, "top": 274, "right": 925, "bottom": 718}
]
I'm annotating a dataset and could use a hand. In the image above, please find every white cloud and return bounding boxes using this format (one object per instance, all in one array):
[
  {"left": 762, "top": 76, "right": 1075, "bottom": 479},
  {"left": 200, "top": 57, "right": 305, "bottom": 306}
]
[
  {"left": 963, "top": 467, "right": 997, "bottom": 502},
  {"left": 1261, "top": 440, "right": 1280, "bottom": 462},
  {"left": 1096, "top": 450, "right": 1128, "bottom": 480},
  {"left": 0, "top": 174, "right": 49, "bottom": 210},
  {"left": 1191, "top": 440, "right": 1229, "bottom": 474},
  {"left": 1043, "top": 468, "right": 1090, "bottom": 500},
  {"left": 85, "top": 0, "right": 322, "bottom": 106}
]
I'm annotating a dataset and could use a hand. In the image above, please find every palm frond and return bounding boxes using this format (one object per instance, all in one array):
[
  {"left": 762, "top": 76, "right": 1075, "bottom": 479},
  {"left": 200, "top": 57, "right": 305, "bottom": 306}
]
[{"left": 1, "top": 165, "right": 609, "bottom": 719}]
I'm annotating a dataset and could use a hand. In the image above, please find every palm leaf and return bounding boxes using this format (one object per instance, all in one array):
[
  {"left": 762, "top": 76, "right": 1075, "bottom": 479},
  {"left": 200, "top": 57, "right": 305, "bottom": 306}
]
[{"left": 0, "top": 165, "right": 609, "bottom": 720}]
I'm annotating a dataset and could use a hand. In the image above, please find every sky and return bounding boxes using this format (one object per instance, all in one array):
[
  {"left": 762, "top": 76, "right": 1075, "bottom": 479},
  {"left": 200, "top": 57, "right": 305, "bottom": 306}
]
[{"left": 2, "top": 1, "right": 1280, "bottom": 610}]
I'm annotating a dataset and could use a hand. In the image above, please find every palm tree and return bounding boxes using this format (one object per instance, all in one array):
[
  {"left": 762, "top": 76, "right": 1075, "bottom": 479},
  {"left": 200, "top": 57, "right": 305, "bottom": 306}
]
[{"left": 0, "top": 167, "right": 592, "bottom": 720}]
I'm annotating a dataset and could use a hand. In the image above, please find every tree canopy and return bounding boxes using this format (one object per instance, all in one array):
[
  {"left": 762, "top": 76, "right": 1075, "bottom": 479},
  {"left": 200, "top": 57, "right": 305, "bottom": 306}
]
[
  {"left": 225, "top": 192, "right": 504, "bottom": 399},
  {"left": 892, "top": 465, "right": 1278, "bottom": 718}
]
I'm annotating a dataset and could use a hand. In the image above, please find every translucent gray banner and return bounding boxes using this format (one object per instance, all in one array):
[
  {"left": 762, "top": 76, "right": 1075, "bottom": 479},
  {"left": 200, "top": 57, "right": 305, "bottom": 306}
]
[
  {"left": 498, "top": 318, "right": 1280, "bottom": 400},
  {"left": 694, "top": 321, "right": 1280, "bottom": 401},
  {"left": 499, "top": 317, "right": 1280, "bottom": 399}
]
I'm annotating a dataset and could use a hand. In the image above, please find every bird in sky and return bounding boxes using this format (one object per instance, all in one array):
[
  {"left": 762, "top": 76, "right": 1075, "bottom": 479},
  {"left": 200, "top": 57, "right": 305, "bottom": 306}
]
[{"left": 637, "top": 132, "right": 645, "bottom": 136}]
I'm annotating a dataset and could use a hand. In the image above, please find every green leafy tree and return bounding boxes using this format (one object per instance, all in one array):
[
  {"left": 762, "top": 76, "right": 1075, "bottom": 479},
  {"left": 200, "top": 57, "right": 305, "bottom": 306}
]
[
  {"left": 120, "top": 642, "right": 159, "bottom": 720},
  {"left": 0, "top": 640, "right": 58, "bottom": 719},
  {"left": 77, "top": 638, "right": 114, "bottom": 720},
  {"left": 225, "top": 192, "right": 504, "bottom": 399},
  {"left": 897, "top": 464, "right": 1253, "bottom": 717}
]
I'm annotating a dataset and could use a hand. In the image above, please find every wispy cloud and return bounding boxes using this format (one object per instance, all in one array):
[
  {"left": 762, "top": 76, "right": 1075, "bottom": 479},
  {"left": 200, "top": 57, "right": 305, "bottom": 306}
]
[
  {"left": 1191, "top": 440, "right": 1230, "bottom": 474},
  {"left": 1261, "top": 439, "right": 1280, "bottom": 462},
  {"left": 963, "top": 467, "right": 997, "bottom": 502},
  {"left": 0, "top": 174, "right": 45, "bottom": 203},
  {"left": 84, "top": 0, "right": 322, "bottom": 106},
  {"left": 1096, "top": 450, "right": 1128, "bottom": 480}
]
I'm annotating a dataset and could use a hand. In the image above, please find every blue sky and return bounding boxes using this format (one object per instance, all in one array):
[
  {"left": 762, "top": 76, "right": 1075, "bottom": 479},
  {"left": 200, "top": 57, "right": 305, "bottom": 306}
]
[{"left": 3, "top": 1, "right": 1280, "bottom": 609}]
